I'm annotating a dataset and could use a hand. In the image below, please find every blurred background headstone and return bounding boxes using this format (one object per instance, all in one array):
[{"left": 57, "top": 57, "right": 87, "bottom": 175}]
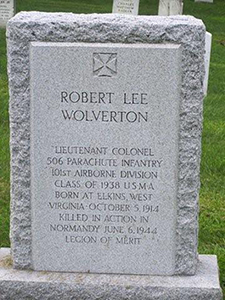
[
  {"left": 0, "top": 0, "right": 15, "bottom": 27},
  {"left": 204, "top": 32, "right": 212, "bottom": 96},
  {"left": 112, "top": 0, "right": 140, "bottom": 15},
  {"left": 158, "top": 0, "right": 183, "bottom": 16}
]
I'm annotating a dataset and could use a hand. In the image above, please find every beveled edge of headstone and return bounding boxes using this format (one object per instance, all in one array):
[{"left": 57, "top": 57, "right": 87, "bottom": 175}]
[{"left": 7, "top": 12, "right": 206, "bottom": 275}]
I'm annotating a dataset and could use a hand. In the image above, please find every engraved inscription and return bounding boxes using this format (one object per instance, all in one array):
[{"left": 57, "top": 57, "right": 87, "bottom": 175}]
[
  {"left": 93, "top": 53, "right": 117, "bottom": 77},
  {"left": 30, "top": 43, "right": 181, "bottom": 275}
]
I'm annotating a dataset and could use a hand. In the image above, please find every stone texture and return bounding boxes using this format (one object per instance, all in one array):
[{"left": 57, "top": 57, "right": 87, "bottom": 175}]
[
  {"left": 0, "top": 0, "right": 14, "bottom": 27},
  {"left": 0, "top": 249, "right": 222, "bottom": 300},
  {"left": 112, "top": 0, "right": 140, "bottom": 15},
  {"left": 30, "top": 42, "right": 181, "bottom": 275},
  {"left": 7, "top": 12, "right": 206, "bottom": 275}
]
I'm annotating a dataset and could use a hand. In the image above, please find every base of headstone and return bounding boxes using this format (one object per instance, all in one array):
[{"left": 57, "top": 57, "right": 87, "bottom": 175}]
[{"left": 0, "top": 248, "right": 222, "bottom": 300}]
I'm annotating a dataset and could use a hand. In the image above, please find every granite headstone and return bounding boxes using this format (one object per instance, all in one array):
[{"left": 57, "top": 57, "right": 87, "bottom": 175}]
[
  {"left": 4, "top": 11, "right": 222, "bottom": 300},
  {"left": 8, "top": 12, "right": 204, "bottom": 276}
]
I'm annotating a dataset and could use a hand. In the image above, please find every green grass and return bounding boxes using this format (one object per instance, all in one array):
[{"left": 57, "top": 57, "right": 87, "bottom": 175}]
[
  {"left": 0, "top": 0, "right": 224, "bottom": 297},
  {"left": 0, "top": 26, "right": 10, "bottom": 247}
]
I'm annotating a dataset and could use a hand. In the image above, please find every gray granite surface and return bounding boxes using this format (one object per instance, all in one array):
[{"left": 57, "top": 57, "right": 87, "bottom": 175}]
[
  {"left": 7, "top": 12, "right": 206, "bottom": 275},
  {"left": 30, "top": 42, "right": 181, "bottom": 275},
  {"left": 0, "top": 249, "right": 222, "bottom": 300}
]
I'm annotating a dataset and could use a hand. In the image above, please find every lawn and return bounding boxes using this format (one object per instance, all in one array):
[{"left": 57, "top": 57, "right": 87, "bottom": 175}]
[{"left": 0, "top": 0, "right": 224, "bottom": 297}]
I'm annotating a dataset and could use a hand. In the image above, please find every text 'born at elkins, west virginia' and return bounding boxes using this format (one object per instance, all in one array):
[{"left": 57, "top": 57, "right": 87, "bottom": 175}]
[{"left": 60, "top": 90, "right": 149, "bottom": 123}]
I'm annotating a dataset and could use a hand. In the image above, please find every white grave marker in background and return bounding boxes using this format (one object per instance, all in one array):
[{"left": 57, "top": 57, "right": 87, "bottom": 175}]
[
  {"left": 113, "top": 0, "right": 140, "bottom": 15},
  {"left": 158, "top": 0, "right": 211, "bottom": 96},
  {"left": 204, "top": 32, "right": 212, "bottom": 96},
  {"left": 158, "top": 0, "right": 183, "bottom": 16},
  {"left": 0, "top": 0, "right": 15, "bottom": 27}
]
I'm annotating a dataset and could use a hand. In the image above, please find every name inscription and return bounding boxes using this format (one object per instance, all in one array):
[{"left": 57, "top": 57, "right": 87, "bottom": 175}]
[{"left": 60, "top": 90, "right": 148, "bottom": 122}]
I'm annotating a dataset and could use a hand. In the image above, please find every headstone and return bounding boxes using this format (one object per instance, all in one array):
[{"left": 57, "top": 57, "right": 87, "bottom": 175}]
[
  {"left": 158, "top": 0, "right": 183, "bottom": 16},
  {"left": 4, "top": 12, "right": 223, "bottom": 300},
  {"left": 195, "top": 0, "right": 213, "bottom": 3},
  {"left": 0, "top": 0, "right": 14, "bottom": 27},
  {"left": 7, "top": 12, "right": 204, "bottom": 276},
  {"left": 204, "top": 32, "right": 212, "bottom": 96},
  {"left": 112, "top": 0, "right": 140, "bottom": 15}
]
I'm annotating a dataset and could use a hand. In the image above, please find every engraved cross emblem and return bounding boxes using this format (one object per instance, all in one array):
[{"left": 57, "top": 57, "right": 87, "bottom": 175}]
[{"left": 93, "top": 53, "right": 117, "bottom": 77}]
